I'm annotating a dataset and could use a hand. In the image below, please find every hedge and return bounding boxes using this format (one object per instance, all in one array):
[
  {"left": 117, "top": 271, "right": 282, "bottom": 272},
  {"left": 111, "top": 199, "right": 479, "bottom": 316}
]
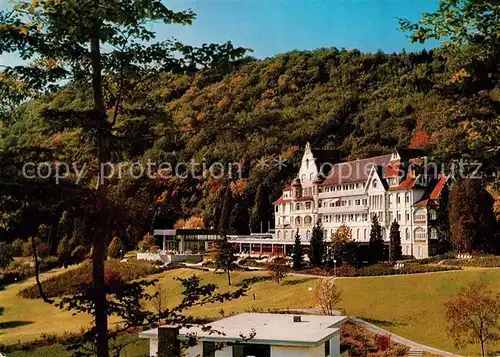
[
  {"left": 441, "top": 255, "right": 500, "bottom": 268},
  {"left": 18, "top": 259, "right": 164, "bottom": 299}
]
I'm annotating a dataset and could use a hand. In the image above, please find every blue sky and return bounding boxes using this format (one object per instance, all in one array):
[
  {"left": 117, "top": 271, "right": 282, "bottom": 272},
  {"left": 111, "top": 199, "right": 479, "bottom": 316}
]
[{"left": 0, "top": 0, "right": 440, "bottom": 66}]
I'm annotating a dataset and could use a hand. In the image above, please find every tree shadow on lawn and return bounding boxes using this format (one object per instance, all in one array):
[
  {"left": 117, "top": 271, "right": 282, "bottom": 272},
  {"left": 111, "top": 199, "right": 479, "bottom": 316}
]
[
  {"left": 0, "top": 320, "right": 34, "bottom": 331},
  {"left": 236, "top": 276, "right": 272, "bottom": 287},
  {"left": 358, "top": 317, "right": 407, "bottom": 328},
  {"left": 281, "top": 277, "right": 315, "bottom": 286}
]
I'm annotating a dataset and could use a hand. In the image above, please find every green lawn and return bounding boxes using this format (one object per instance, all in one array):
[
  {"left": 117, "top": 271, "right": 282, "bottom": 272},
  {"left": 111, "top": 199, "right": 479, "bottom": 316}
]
[
  {"left": 335, "top": 268, "right": 500, "bottom": 356},
  {"left": 2, "top": 266, "right": 500, "bottom": 356},
  {"left": 0, "top": 268, "right": 318, "bottom": 345}
]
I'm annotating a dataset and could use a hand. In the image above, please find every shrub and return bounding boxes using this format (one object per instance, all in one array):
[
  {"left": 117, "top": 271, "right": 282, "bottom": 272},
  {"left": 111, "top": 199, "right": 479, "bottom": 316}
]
[
  {"left": 442, "top": 255, "right": 500, "bottom": 268},
  {"left": 108, "top": 236, "right": 124, "bottom": 259},
  {"left": 57, "top": 237, "right": 71, "bottom": 265},
  {"left": 356, "top": 263, "right": 459, "bottom": 276},
  {"left": 341, "top": 322, "right": 409, "bottom": 356},
  {"left": 71, "top": 245, "right": 87, "bottom": 263},
  {"left": 0, "top": 257, "right": 60, "bottom": 286},
  {"left": 37, "top": 242, "right": 50, "bottom": 258},
  {"left": 19, "top": 259, "right": 165, "bottom": 298},
  {"left": 336, "top": 265, "right": 357, "bottom": 277},
  {"left": 0, "top": 242, "right": 14, "bottom": 269},
  {"left": 21, "top": 237, "right": 44, "bottom": 257},
  {"left": 138, "top": 233, "right": 159, "bottom": 252},
  {"left": 239, "top": 258, "right": 266, "bottom": 268},
  {"left": 11, "top": 238, "right": 24, "bottom": 257}
]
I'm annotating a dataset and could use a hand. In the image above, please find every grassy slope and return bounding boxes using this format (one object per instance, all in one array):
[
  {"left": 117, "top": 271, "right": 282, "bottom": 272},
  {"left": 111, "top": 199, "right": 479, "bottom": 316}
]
[
  {"left": 335, "top": 268, "right": 500, "bottom": 356},
  {"left": 2, "top": 267, "right": 500, "bottom": 356},
  {"left": 0, "top": 268, "right": 317, "bottom": 345},
  {"left": 0, "top": 267, "right": 92, "bottom": 345}
]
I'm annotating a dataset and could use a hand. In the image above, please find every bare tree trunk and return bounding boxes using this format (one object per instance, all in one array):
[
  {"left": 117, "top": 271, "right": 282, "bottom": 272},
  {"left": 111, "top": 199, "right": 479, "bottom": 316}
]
[
  {"left": 31, "top": 235, "right": 54, "bottom": 304},
  {"left": 90, "top": 8, "right": 110, "bottom": 356},
  {"left": 227, "top": 269, "right": 231, "bottom": 286},
  {"left": 480, "top": 339, "right": 485, "bottom": 357}
]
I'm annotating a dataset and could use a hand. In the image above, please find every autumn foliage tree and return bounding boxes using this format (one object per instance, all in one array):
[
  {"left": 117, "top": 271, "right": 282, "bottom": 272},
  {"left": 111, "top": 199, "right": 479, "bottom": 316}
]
[
  {"left": 449, "top": 179, "right": 496, "bottom": 253},
  {"left": 313, "top": 278, "right": 343, "bottom": 316},
  {"left": 445, "top": 281, "right": 500, "bottom": 357},
  {"left": 108, "top": 237, "right": 124, "bottom": 259},
  {"left": 331, "top": 224, "right": 357, "bottom": 266},
  {"left": 0, "top": 1, "right": 246, "bottom": 356},
  {"left": 267, "top": 257, "right": 290, "bottom": 284}
]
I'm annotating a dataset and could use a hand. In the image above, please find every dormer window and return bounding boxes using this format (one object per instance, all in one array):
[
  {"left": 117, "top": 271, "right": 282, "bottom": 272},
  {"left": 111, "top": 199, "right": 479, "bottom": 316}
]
[{"left": 372, "top": 180, "right": 377, "bottom": 188}]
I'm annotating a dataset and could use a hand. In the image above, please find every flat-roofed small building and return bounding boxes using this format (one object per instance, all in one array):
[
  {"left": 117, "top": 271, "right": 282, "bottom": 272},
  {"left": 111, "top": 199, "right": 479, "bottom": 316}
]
[{"left": 139, "top": 313, "right": 348, "bottom": 357}]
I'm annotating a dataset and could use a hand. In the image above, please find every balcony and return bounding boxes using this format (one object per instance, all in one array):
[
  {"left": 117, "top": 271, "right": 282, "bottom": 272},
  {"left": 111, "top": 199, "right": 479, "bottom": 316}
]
[
  {"left": 318, "top": 205, "right": 369, "bottom": 214},
  {"left": 318, "top": 188, "right": 366, "bottom": 199}
]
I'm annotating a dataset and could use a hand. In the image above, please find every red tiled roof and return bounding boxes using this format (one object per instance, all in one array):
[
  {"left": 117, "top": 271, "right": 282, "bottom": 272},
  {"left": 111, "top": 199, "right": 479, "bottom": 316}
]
[
  {"left": 321, "top": 154, "right": 392, "bottom": 186},
  {"left": 414, "top": 174, "right": 449, "bottom": 207},
  {"left": 430, "top": 174, "right": 449, "bottom": 200},
  {"left": 385, "top": 160, "right": 401, "bottom": 177},
  {"left": 283, "top": 185, "right": 293, "bottom": 192},
  {"left": 389, "top": 174, "right": 416, "bottom": 191},
  {"left": 273, "top": 195, "right": 285, "bottom": 204}
]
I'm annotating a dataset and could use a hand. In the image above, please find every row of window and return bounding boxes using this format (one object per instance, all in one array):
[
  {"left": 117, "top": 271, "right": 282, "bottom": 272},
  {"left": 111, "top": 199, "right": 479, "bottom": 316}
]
[
  {"left": 320, "top": 182, "right": 364, "bottom": 193},
  {"left": 276, "top": 227, "right": 434, "bottom": 242},
  {"left": 323, "top": 213, "right": 369, "bottom": 223}
]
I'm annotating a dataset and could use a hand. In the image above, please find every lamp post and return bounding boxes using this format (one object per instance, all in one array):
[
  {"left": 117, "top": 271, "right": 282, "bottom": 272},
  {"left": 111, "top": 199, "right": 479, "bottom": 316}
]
[{"left": 333, "top": 259, "right": 337, "bottom": 278}]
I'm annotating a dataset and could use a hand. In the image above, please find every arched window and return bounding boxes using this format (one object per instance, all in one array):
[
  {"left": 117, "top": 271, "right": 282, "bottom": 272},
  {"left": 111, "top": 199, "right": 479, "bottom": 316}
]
[
  {"left": 295, "top": 203, "right": 301, "bottom": 211},
  {"left": 284, "top": 231, "right": 288, "bottom": 240},
  {"left": 304, "top": 216, "right": 312, "bottom": 224},
  {"left": 306, "top": 230, "right": 311, "bottom": 239},
  {"left": 405, "top": 228, "right": 410, "bottom": 241},
  {"left": 430, "top": 227, "right": 438, "bottom": 239},
  {"left": 364, "top": 229, "right": 368, "bottom": 240},
  {"left": 381, "top": 228, "right": 386, "bottom": 240},
  {"left": 414, "top": 209, "right": 426, "bottom": 221},
  {"left": 309, "top": 173, "right": 314, "bottom": 180},
  {"left": 418, "top": 246, "right": 423, "bottom": 257},
  {"left": 372, "top": 180, "right": 377, "bottom": 188},
  {"left": 295, "top": 216, "right": 302, "bottom": 225},
  {"left": 277, "top": 230, "right": 281, "bottom": 240},
  {"left": 414, "top": 227, "right": 427, "bottom": 240},
  {"left": 429, "top": 209, "right": 437, "bottom": 220},
  {"left": 356, "top": 229, "right": 360, "bottom": 240}
]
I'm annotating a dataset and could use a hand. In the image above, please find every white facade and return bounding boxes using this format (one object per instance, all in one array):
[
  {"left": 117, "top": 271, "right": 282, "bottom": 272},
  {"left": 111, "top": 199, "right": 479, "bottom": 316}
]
[
  {"left": 139, "top": 313, "right": 348, "bottom": 357},
  {"left": 274, "top": 144, "right": 449, "bottom": 259}
]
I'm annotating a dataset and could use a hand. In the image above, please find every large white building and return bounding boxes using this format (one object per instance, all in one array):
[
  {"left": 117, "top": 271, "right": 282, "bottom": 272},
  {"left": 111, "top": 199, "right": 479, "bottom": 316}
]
[
  {"left": 274, "top": 144, "right": 450, "bottom": 259},
  {"left": 139, "top": 313, "right": 348, "bottom": 357}
]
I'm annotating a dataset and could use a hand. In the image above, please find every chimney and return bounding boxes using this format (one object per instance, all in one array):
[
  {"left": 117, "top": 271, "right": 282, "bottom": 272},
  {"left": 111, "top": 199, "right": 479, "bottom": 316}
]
[
  {"left": 293, "top": 316, "right": 302, "bottom": 323},
  {"left": 157, "top": 326, "right": 180, "bottom": 357}
]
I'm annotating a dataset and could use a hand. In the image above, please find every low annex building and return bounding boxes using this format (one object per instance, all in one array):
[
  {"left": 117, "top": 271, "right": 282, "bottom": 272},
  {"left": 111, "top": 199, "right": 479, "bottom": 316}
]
[
  {"left": 273, "top": 144, "right": 451, "bottom": 259},
  {"left": 139, "top": 313, "right": 348, "bottom": 357}
]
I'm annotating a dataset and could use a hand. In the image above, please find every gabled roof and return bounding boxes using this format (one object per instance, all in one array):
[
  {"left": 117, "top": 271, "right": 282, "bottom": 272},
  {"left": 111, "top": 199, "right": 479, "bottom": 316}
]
[
  {"left": 321, "top": 154, "right": 392, "bottom": 186},
  {"left": 389, "top": 174, "right": 416, "bottom": 191},
  {"left": 414, "top": 174, "right": 450, "bottom": 207}
]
